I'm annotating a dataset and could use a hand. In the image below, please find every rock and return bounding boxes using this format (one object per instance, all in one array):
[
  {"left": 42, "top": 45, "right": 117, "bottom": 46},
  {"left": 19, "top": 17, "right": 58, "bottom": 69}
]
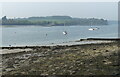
[
  {"left": 105, "top": 50, "right": 109, "bottom": 52},
  {"left": 5, "top": 68, "right": 15, "bottom": 72},
  {"left": 93, "top": 48, "right": 96, "bottom": 50},
  {"left": 104, "top": 61, "right": 112, "bottom": 65}
]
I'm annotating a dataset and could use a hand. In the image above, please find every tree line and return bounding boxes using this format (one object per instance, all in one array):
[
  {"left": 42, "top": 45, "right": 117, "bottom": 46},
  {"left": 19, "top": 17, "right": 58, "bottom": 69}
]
[{"left": 1, "top": 16, "right": 108, "bottom": 26}]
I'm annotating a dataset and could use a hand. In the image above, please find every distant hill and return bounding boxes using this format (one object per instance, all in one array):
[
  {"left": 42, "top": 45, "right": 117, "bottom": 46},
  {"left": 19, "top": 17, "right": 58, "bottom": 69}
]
[
  {"left": 28, "top": 16, "right": 72, "bottom": 20},
  {"left": 1, "top": 16, "right": 108, "bottom": 26}
]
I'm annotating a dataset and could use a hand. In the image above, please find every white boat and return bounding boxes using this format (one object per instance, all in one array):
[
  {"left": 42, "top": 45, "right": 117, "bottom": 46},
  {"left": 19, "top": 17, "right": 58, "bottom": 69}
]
[
  {"left": 88, "top": 27, "right": 99, "bottom": 31},
  {"left": 62, "top": 23, "right": 68, "bottom": 35},
  {"left": 88, "top": 28, "right": 95, "bottom": 31},
  {"left": 88, "top": 22, "right": 99, "bottom": 31},
  {"left": 63, "top": 31, "right": 67, "bottom": 35}
]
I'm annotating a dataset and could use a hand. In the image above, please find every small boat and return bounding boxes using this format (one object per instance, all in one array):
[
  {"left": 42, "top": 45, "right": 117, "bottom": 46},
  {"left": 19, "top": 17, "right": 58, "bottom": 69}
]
[
  {"left": 88, "top": 28, "right": 95, "bottom": 31},
  {"left": 63, "top": 31, "right": 67, "bottom": 35},
  {"left": 88, "top": 22, "right": 99, "bottom": 31},
  {"left": 62, "top": 22, "right": 68, "bottom": 35},
  {"left": 88, "top": 27, "right": 99, "bottom": 31}
]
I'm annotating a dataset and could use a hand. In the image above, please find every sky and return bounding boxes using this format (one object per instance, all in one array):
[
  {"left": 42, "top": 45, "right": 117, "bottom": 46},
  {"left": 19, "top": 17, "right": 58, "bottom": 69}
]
[
  {"left": 1, "top": 2, "right": 118, "bottom": 20},
  {"left": 0, "top": 0, "right": 119, "bottom": 2}
]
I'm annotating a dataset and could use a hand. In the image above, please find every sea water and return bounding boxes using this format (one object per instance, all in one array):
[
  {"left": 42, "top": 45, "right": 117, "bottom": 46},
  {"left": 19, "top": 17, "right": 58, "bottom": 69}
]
[{"left": 0, "top": 22, "right": 118, "bottom": 47}]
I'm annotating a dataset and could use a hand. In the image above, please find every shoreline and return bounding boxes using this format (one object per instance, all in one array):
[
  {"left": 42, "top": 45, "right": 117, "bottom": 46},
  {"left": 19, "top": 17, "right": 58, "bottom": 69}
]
[
  {"left": 1, "top": 39, "right": 114, "bottom": 48},
  {"left": 1, "top": 40, "right": 114, "bottom": 55},
  {"left": 1, "top": 39, "right": 117, "bottom": 55}
]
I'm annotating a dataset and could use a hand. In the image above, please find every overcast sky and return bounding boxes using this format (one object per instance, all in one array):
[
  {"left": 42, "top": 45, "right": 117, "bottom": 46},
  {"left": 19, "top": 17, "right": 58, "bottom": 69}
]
[{"left": 1, "top": 2, "right": 118, "bottom": 20}]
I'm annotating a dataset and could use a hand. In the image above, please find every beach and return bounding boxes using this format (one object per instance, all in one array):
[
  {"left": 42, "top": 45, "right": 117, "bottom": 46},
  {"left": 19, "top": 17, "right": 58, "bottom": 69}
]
[
  {"left": 1, "top": 1, "right": 119, "bottom": 76},
  {"left": 1, "top": 40, "right": 120, "bottom": 76}
]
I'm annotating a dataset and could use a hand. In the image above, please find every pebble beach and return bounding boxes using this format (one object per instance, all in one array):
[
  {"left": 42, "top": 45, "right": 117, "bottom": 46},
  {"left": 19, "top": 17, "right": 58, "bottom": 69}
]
[{"left": 1, "top": 40, "right": 120, "bottom": 76}]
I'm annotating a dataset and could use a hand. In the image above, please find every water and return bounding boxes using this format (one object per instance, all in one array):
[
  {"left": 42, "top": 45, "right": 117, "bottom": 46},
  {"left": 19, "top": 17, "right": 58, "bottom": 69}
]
[{"left": 0, "top": 22, "right": 118, "bottom": 47}]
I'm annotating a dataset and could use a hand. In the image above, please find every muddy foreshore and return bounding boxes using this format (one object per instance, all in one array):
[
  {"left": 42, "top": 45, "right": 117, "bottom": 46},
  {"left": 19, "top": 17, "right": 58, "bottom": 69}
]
[{"left": 1, "top": 41, "right": 120, "bottom": 76}]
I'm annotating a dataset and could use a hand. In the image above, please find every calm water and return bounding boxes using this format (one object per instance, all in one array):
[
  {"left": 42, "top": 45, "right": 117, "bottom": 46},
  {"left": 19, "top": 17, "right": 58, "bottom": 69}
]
[{"left": 0, "top": 22, "right": 118, "bottom": 47}]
